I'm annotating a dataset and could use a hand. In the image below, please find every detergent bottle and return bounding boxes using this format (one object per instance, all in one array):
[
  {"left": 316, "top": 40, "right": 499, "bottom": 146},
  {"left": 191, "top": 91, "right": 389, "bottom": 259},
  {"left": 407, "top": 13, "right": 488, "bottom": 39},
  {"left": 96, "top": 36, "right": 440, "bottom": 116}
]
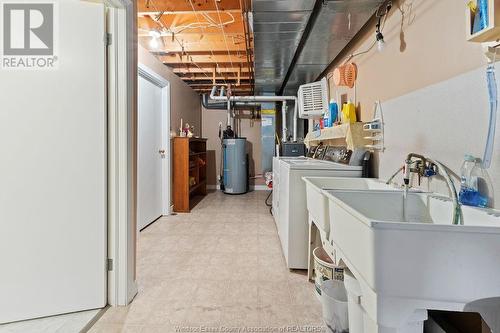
[
  {"left": 341, "top": 101, "right": 357, "bottom": 123},
  {"left": 459, "top": 154, "right": 488, "bottom": 207},
  {"left": 325, "top": 99, "right": 338, "bottom": 127}
]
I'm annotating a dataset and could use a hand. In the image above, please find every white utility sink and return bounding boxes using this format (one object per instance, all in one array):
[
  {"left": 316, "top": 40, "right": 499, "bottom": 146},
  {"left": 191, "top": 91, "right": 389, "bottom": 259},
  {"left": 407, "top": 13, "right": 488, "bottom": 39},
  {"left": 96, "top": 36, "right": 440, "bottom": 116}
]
[
  {"left": 303, "top": 177, "right": 398, "bottom": 239},
  {"left": 323, "top": 189, "right": 500, "bottom": 332}
]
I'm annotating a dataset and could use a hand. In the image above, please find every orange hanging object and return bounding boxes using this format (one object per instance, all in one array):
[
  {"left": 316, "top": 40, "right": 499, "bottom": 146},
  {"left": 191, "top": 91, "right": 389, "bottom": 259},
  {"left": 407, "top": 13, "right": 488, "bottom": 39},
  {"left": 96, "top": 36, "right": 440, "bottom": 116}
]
[{"left": 333, "top": 62, "right": 358, "bottom": 88}]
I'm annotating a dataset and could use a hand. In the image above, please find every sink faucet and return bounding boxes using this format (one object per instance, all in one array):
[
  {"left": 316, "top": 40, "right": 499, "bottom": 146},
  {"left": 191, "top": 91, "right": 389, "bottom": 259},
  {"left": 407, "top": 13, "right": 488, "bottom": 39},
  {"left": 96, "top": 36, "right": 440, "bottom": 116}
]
[{"left": 387, "top": 153, "right": 463, "bottom": 225}]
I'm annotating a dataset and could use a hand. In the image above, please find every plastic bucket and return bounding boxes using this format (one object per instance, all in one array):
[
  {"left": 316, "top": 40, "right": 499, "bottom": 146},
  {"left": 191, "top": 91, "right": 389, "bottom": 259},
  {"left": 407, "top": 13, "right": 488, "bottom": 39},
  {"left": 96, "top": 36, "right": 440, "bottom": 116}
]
[
  {"left": 321, "top": 280, "right": 349, "bottom": 333},
  {"left": 313, "top": 247, "right": 344, "bottom": 298},
  {"left": 344, "top": 271, "right": 364, "bottom": 333}
]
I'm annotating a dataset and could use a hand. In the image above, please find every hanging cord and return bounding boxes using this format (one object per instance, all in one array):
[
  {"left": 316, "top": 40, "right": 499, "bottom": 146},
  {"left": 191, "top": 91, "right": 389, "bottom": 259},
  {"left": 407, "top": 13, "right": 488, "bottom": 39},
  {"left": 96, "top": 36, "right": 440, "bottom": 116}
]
[
  {"left": 265, "top": 190, "right": 272, "bottom": 207},
  {"left": 341, "top": 1, "right": 391, "bottom": 65},
  {"left": 265, "top": 190, "right": 273, "bottom": 215},
  {"left": 483, "top": 48, "right": 498, "bottom": 169}
]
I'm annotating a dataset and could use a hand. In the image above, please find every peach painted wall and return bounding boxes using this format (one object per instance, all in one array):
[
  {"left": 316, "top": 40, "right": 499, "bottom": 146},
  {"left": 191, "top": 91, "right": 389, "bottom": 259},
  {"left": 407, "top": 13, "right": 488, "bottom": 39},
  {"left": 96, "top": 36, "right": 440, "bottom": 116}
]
[
  {"left": 322, "top": 0, "right": 500, "bottom": 207},
  {"left": 325, "top": 0, "right": 485, "bottom": 120}
]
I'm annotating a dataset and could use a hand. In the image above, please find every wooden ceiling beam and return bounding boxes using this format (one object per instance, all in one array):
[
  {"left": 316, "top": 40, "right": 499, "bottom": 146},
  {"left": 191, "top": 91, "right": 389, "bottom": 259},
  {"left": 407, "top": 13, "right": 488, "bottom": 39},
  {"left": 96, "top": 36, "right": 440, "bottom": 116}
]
[
  {"left": 139, "top": 36, "right": 247, "bottom": 53},
  {"left": 138, "top": 15, "right": 246, "bottom": 35},
  {"left": 166, "top": 61, "right": 251, "bottom": 67},
  {"left": 182, "top": 77, "right": 251, "bottom": 82},
  {"left": 188, "top": 83, "right": 253, "bottom": 88},
  {"left": 153, "top": 50, "right": 247, "bottom": 56},
  {"left": 138, "top": 0, "right": 249, "bottom": 13},
  {"left": 172, "top": 67, "right": 251, "bottom": 74},
  {"left": 137, "top": 0, "right": 254, "bottom": 93},
  {"left": 159, "top": 53, "right": 250, "bottom": 64},
  {"left": 138, "top": 9, "right": 242, "bottom": 16},
  {"left": 165, "top": 64, "right": 252, "bottom": 74},
  {"left": 193, "top": 87, "right": 252, "bottom": 94}
]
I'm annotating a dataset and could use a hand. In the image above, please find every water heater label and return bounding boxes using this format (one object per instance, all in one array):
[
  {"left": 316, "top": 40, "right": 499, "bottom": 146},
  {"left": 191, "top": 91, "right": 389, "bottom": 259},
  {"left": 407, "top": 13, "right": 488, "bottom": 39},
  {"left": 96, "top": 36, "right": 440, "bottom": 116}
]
[{"left": 262, "top": 118, "right": 273, "bottom": 127}]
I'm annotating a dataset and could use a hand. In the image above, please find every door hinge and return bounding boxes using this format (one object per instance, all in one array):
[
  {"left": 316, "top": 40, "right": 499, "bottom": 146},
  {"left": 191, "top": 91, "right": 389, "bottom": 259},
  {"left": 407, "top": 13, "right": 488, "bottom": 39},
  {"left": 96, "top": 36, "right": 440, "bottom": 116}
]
[
  {"left": 105, "top": 33, "right": 112, "bottom": 46},
  {"left": 107, "top": 258, "right": 114, "bottom": 271}
]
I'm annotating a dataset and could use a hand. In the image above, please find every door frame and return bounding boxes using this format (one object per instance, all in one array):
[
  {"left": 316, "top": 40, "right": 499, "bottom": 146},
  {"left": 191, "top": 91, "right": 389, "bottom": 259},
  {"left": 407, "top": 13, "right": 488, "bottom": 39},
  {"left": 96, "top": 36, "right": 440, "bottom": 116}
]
[
  {"left": 138, "top": 63, "right": 171, "bottom": 218},
  {"left": 105, "top": 0, "right": 138, "bottom": 307}
]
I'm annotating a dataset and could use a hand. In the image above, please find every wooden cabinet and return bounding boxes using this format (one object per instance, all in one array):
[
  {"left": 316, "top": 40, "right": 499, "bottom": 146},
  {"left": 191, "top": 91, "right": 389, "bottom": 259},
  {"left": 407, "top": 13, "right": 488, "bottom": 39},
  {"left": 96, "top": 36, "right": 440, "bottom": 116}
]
[{"left": 172, "top": 137, "right": 208, "bottom": 212}]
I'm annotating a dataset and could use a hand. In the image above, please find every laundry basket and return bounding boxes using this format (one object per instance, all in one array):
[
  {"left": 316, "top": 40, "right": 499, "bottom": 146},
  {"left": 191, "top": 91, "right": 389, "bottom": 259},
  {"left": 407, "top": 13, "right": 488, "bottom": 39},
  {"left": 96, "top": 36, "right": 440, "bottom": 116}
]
[
  {"left": 313, "top": 247, "right": 344, "bottom": 299},
  {"left": 321, "top": 279, "right": 349, "bottom": 333}
]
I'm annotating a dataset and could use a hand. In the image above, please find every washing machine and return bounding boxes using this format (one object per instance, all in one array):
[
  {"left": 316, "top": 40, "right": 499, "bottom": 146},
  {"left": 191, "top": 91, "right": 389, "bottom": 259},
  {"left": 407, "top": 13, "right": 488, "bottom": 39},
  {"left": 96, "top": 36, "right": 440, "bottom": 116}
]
[{"left": 277, "top": 159, "right": 362, "bottom": 269}]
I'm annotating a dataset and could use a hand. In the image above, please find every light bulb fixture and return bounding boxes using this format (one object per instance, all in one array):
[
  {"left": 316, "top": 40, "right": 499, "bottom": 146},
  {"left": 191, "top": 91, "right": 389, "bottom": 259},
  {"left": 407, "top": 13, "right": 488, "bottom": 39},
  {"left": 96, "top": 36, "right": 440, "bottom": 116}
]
[
  {"left": 375, "top": 16, "right": 385, "bottom": 52},
  {"left": 376, "top": 31, "right": 385, "bottom": 52},
  {"left": 149, "top": 36, "right": 159, "bottom": 49},
  {"left": 374, "top": 1, "right": 391, "bottom": 53},
  {"left": 148, "top": 29, "right": 161, "bottom": 49},
  {"left": 149, "top": 30, "right": 161, "bottom": 39}
]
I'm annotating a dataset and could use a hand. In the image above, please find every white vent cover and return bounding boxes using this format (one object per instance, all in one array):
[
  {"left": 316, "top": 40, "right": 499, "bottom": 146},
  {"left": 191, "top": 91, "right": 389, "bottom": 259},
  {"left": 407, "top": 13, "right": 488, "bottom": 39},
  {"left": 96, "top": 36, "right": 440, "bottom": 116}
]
[{"left": 298, "top": 77, "right": 329, "bottom": 119}]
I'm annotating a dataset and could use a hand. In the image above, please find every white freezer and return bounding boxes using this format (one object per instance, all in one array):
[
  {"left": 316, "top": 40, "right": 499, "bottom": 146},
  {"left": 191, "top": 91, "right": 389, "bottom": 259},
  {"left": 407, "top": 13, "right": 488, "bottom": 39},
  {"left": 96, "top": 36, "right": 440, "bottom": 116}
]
[{"left": 271, "top": 156, "right": 309, "bottom": 225}]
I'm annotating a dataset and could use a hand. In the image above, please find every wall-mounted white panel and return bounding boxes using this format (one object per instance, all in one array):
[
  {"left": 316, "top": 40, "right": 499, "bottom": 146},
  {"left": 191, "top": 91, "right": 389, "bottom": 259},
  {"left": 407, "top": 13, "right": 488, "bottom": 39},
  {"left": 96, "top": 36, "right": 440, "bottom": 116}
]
[{"left": 380, "top": 63, "right": 500, "bottom": 207}]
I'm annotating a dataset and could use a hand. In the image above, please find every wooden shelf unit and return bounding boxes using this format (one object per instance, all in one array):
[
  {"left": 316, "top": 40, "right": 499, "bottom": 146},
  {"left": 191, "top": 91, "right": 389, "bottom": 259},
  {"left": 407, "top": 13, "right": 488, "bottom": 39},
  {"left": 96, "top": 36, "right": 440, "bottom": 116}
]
[{"left": 173, "top": 137, "right": 208, "bottom": 212}]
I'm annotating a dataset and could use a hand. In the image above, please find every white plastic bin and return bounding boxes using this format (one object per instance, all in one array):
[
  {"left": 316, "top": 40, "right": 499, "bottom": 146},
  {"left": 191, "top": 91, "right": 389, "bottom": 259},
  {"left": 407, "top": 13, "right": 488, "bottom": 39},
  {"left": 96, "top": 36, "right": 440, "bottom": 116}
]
[
  {"left": 344, "top": 270, "right": 364, "bottom": 333},
  {"left": 321, "top": 280, "right": 349, "bottom": 333},
  {"left": 313, "top": 247, "right": 344, "bottom": 299}
]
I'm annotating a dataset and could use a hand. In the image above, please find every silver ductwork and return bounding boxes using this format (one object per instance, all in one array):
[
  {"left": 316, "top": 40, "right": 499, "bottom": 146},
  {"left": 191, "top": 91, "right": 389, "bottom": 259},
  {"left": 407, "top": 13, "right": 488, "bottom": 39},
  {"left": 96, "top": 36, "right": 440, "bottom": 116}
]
[
  {"left": 201, "top": 94, "right": 261, "bottom": 110},
  {"left": 252, "top": 0, "right": 383, "bottom": 96},
  {"left": 253, "top": 0, "right": 316, "bottom": 94}
]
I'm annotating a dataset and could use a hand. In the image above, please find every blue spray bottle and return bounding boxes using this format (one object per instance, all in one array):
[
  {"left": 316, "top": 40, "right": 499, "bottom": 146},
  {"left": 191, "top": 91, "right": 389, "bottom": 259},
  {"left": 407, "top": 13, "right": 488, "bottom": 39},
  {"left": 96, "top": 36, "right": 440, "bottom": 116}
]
[
  {"left": 473, "top": 0, "right": 489, "bottom": 33},
  {"left": 326, "top": 99, "right": 338, "bottom": 127}
]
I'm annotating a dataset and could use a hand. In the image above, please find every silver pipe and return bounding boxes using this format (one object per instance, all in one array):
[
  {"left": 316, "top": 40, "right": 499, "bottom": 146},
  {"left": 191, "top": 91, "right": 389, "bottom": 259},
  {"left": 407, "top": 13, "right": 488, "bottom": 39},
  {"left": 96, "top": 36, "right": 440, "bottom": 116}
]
[
  {"left": 394, "top": 153, "right": 463, "bottom": 226},
  {"left": 227, "top": 96, "right": 231, "bottom": 127},
  {"left": 386, "top": 166, "right": 404, "bottom": 185},
  {"left": 201, "top": 94, "right": 261, "bottom": 110},
  {"left": 282, "top": 101, "right": 288, "bottom": 143},
  {"left": 209, "top": 86, "right": 299, "bottom": 141},
  {"left": 210, "top": 86, "right": 217, "bottom": 98},
  {"left": 293, "top": 102, "right": 298, "bottom": 142},
  {"left": 209, "top": 86, "right": 297, "bottom": 102},
  {"left": 426, "top": 158, "right": 463, "bottom": 225}
]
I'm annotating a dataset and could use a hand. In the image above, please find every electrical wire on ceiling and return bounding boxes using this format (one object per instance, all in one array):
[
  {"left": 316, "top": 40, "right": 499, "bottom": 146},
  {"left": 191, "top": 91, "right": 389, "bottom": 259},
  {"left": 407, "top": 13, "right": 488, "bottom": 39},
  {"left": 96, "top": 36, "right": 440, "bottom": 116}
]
[
  {"left": 142, "top": 0, "right": 253, "bottom": 93},
  {"left": 168, "top": 12, "right": 235, "bottom": 34},
  {"left": 187, "top": 0, "right": 228, "bottom": 85},
  {"left": 238, "top": 0, "right": 254, "bottom": 95},
  {"left": 213, "top": 0, "right": 236, "bottom": 74},
  {"left": 339, "top": 0, "right": 392, "bottom": 66},
  {"left": 143, "top": 0, "right": 216, "bottom": 82}
]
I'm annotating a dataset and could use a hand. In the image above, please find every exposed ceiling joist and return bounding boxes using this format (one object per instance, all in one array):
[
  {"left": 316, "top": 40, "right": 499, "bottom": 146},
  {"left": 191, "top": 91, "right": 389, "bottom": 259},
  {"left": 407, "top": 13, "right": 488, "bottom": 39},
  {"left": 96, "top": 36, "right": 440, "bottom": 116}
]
[
  {"left": 158, "top": 54, "right": 249, "bottom": 65},
  {"left": 138, "top": 15, "right": 247, "bottom": 35},
  {"left": 181, "top": 74, "right": 251, "bottom": 80},
  {"left": 138, "top": 0, "right": 250, "bottom": 13},
  {"left": 172, "top": 66, "right": 251, "bottom": 74},
  {"left": 139, "top": 37, "right": 247, "bottom": 53},
  {"left": 138, "top": 0, "right": 254, "bottom": 95},
  {"left": 166, "top": 62, "right": 252, "bottom": 71}
]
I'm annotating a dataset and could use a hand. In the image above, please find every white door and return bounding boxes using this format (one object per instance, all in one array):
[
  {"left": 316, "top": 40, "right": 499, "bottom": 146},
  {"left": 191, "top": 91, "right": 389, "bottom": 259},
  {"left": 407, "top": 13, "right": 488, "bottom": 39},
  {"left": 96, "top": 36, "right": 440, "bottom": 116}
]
[
  {"left": 137, "top": 72, "right": 168, "bottom": 231},
  {"left": 0, "top": 1, "right": 107, "bottom": 323}
]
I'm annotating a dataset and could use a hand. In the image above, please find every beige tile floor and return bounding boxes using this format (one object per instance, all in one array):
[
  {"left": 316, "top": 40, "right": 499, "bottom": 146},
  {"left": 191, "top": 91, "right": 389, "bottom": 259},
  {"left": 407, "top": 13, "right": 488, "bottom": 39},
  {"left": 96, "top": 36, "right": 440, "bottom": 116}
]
[
  {"left": 90, "top": 191, "right": 325, "bottom": 333},
  {"left": 0, "top": 309, "right": 102, "bottom": 333}
]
